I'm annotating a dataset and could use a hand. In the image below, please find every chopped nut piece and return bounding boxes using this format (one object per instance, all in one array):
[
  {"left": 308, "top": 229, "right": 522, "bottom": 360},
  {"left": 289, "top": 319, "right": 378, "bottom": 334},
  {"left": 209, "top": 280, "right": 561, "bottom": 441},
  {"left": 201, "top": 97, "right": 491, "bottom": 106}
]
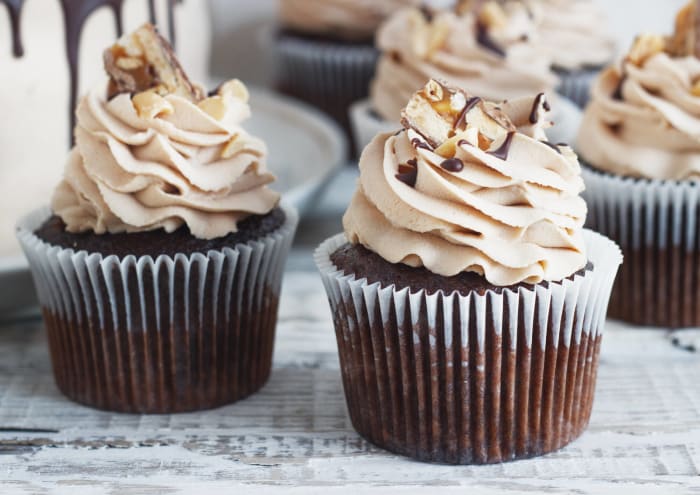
[
  {"left": 666, "top": 1, "right": 700, "bottom": 57},
  {"left": 132, "top": 90, "right": 174, "bottom": 119},
  {"left": 104, "top": 23, "right": 204, "bottom": 102},
  {"left": 627, "top": 34, "right": 666, "bottom": 67},
  {"left": 408, "top": 9, "right": 450, "bottom": 59},
  {"left": 198, "top": 96, "right": 227, "bottom": 120},
  {"left": 401, "top": 79, "right": 515, "bottom": 149},
  {"left": 478, "top": 2, "right": 507, "bottom": 30},
  {"left": 692, "top": 79, "right": 700, "bottom": 96}
]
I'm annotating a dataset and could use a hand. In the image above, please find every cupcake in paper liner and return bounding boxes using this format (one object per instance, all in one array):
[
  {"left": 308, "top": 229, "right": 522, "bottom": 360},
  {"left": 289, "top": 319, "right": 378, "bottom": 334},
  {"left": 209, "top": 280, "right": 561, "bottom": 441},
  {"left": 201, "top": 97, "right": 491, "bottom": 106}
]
[
  {"left": 577, "top": 2, "right": 700, "bottom": 328},
  {"left": 274, "top": 0, "right": 420, "bottom": 146},
  {"left": 349, "top": 1, "right": 559, "bottom": 157},
  {"left": 526, "top": 0, "right": 616, "bottom": 108},
  {"left": 316, "top": 79, "right": 622, "bottom": 464},
  {"left": 16, "top": 24, "right": 298, "bottom": 413}
]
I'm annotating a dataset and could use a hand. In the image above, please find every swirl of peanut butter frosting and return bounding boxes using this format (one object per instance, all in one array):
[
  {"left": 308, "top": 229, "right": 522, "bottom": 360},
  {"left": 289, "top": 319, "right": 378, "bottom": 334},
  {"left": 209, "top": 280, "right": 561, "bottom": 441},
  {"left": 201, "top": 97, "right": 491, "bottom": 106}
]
[
  {"left": 279, "top": 0, "right": 421, "bottom": 41},
  {"left": 371, "top": 3, "right": 558, "bottom": 122},
  {"left": 52, "top": 25, "right": 279, "bottom": 239},
  {"left": 345, "top": 80, "right": 587, "bottom": 286},
  {"left": 526, "top": 0, "right": 615, "bottom": 71},
  {"left": 578, "top": 3, "right": 700, "bottom": 181}
]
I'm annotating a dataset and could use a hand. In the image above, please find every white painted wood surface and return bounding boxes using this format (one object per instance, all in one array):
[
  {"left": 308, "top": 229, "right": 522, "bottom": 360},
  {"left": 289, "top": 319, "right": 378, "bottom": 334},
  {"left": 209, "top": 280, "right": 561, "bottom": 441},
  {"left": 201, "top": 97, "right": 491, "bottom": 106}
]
[{"left": 1, "top": 268, "right": 700, "bottom": 494}]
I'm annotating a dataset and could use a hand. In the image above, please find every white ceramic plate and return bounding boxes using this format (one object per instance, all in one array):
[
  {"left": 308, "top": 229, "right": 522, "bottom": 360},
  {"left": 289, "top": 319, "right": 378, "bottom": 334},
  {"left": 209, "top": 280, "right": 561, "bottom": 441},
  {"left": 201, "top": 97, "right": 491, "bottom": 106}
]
[{"left": 0, "top": 87, "right": 346, "bottom": 319}]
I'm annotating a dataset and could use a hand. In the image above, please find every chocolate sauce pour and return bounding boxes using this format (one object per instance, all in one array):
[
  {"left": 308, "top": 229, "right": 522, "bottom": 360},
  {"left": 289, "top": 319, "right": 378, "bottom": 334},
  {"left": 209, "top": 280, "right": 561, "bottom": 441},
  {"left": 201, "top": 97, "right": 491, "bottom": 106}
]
[
  {"left": 1, "top": 0, "right": 23, "bottom": 56},
  {"left": 487, "top": 131, "right": 516, "bottom": 160},
  {"left": 3, "top": 0, "right": 181, "bottom": 145}
]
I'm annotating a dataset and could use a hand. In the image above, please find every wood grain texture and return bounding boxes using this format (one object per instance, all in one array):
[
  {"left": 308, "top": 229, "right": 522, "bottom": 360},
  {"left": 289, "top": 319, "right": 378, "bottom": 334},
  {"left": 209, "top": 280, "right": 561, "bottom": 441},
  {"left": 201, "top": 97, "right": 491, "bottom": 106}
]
[{"left": 1, "top": 271, "right": 700, "bottom": 494}]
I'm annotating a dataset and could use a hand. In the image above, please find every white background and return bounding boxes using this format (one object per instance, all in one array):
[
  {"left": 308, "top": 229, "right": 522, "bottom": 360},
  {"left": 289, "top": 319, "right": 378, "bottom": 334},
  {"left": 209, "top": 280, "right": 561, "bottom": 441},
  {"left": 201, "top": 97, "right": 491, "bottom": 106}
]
[{"left": 209, "top": 0, "right": 689, "bottom": 85}]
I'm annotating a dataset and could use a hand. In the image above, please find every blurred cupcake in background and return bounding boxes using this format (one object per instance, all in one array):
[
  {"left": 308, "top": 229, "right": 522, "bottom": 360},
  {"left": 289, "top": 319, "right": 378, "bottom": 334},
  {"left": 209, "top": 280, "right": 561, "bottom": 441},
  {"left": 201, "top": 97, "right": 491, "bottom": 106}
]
[
  {"left": 578, "top": 1, "right": 700, "bottom": 327},
  {"left": 274, "top": 0, "right": 420, "bottom": 148},
  {"left": 0, "top": 0, "right": 211, "bottom": 259},
  {"left": 350, "top": 1, "right": 558, "bottom": 155},
  {"left": 318, "top": 79, "right": 621, "bottom": 464},
  {"left": 17, "top": 24, "right": 298, "bottom": 413},
  {"left": 527, "top": 0, "right": 616, "bottom": 108}
]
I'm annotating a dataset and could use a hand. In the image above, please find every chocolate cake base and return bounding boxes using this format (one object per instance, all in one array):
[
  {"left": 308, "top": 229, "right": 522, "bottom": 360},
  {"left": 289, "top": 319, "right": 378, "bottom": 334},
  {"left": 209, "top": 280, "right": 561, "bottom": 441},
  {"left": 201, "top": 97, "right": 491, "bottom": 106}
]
[
  {"left": 23, "top": 208, "right": 293, "bottom": 413},
  {"left": 327, "top": 243, "right": 601, "bottom": 464},
  {"left": 34, "top": 208, "right": 286, "bottom": 258}
]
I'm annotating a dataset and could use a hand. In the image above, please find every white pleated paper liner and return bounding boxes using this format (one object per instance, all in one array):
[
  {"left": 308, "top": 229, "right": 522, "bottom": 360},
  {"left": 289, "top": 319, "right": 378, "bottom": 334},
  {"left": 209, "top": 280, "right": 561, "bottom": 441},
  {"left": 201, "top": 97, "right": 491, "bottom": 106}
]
[
  {"left": 314, "top": 230, "right": 621, "bottom": 464},
  {"left": 582, "top": 164, "right": 700, "bottom": 327},
  {"left": 274, "top": 33, "right": 379, "bottom": 141},
  {"left": 349, "top": 99, "right": 400, "bottom": 157},
  {"left": 555, "top": 67, "right": 602, "bottom": 109},
  {"left": 16, "top": 204, "right": 298, "bottom": 413}
]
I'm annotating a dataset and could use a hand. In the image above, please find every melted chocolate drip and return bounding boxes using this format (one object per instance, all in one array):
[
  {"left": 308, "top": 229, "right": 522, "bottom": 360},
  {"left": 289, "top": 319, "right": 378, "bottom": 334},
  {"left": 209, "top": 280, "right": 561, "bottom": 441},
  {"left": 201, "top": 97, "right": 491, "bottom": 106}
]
[
  {"left": 476, "top": 21, "right": 505, "bottom": 57},
  {"left": 440, "top": 157, "right": 464, "bottom": 172},
  {"left": 612, "top": 75, "right": 626, "bottom": 101},
  {"left": 1, "top": 0, "right": 24, "bottom": 57},
  {"left": 488, "top": 131, "right": 515, "bottom": 160},
  {"left": 411, "top": 137, "right": 433, "bottom": 151},
  {"left": 7, "top": 0, "right": 182, "bottom": 146},
  {"left": 60, "top": 0, "right": 126, "bottom": 143},
  {"left": 396, "top": 161, "right": 418, "bottom": 188},
  {"left": 529, "top": 93, "right": 550, "bottom": 124},
  {"left": 454, "top": 96, "right": 482, "bottom": 129},
  {"left": 419, "top": 5, "right": 434, "bottom": 21},
  {"left": 540, "top": 140, "right": 562, "bottom": 154}
]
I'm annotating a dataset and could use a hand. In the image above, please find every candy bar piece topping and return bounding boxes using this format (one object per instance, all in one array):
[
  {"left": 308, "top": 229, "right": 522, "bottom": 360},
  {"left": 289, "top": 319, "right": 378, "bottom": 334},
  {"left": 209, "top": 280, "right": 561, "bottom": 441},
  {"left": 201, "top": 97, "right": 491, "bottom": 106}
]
[
  {"left": 627, "top": 33, "right": 667, "bottom": 67},
  {"left": 401, "top": 79, "right": 515, "bottom": 151},
  {"left": 104, "top": 23, "right": 204, "bottom": 102},
  {"left": 667, "top": 0, "right": 700, "bottom": 57}
]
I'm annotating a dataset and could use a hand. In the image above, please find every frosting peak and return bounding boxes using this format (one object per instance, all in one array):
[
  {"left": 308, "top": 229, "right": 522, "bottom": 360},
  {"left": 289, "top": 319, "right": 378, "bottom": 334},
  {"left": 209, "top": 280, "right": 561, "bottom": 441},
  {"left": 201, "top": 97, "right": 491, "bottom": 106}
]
[
  {"left": 371, "top": 4, "right": 558, "bottom": 122},
  {"left": 345, "top": 80, "right": 587, "bottom": 286}
]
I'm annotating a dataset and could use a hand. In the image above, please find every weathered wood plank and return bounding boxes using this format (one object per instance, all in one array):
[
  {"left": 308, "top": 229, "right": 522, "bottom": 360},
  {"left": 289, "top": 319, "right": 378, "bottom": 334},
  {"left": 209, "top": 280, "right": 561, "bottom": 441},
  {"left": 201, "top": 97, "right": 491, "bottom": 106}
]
[{"left": 0, "top": 271, "right": 700, "bottom": 493}]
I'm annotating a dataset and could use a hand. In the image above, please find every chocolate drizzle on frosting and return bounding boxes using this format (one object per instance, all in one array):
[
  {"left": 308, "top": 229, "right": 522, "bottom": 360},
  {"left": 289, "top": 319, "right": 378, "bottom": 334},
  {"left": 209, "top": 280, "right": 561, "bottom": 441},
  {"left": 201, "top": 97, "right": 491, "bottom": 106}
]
[
  {"left": 396, "top": 161, "right": 418, "bottom": 187},
  {"left": 5, "top": 0, "right": 182, "bottom": 145},
  {"left": 440, "top": 157, "right": 464, "bottom": 172},
  {"left": 411, "top": 137, "right": 433, "bottom": 151},
  {"left": 488, "top": 131, "right": 516, "bottom": 160},
  {"left": 1, "top": 0, "right": 24, "bottom": 57},
  {"left": 455, "top": 96, "right": 482, "bottom": 129},
  {"left": 529, "top": 92, "right": 551, "bottom": 124},
  {"left": 476, "top": 21, "right": 506, "bottom": 57},
  {"left": 540, "top": 140, "right": 562, "bottom": 154}
]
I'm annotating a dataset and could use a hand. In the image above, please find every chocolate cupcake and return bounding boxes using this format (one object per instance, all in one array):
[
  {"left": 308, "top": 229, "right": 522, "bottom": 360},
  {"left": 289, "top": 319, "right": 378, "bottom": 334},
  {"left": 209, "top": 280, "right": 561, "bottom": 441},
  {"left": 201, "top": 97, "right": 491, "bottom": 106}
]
[
  {"left": 578, "top": 1, "right": 700, "bottom": 328},
  {"left": 350, "top": 1, "right": 558, "bottom": 156},
  {"left": 527, "top": 0, "right": 616, "bottom": 108},
  {"left": 274, "top": 0, "right": 420, "bottom": 148},
  {"left": 317, "top": 80, "right": 622, "bottom": 464},
  {"left": 16, "top": 24, "right": 298, "bottom": 413}
]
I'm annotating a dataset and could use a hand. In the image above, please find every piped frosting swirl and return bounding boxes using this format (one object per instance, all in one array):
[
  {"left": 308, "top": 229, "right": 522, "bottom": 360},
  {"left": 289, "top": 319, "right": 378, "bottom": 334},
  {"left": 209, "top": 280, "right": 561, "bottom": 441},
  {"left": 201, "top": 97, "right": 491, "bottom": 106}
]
[
  {"left": 345, "top": 80, "right": 587, "bottom": 286},
  {"left": 371, "top": 4, "right": 558, "bottom": 122},
  {"left": 527, "top": 0, "right": 615, "bottom": 71},
  {"left": 52, "top": 80, "right": 280, "bottom": 239},
  {"left": 578, "top": 2, "right": 700, "bottom": 181}
]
